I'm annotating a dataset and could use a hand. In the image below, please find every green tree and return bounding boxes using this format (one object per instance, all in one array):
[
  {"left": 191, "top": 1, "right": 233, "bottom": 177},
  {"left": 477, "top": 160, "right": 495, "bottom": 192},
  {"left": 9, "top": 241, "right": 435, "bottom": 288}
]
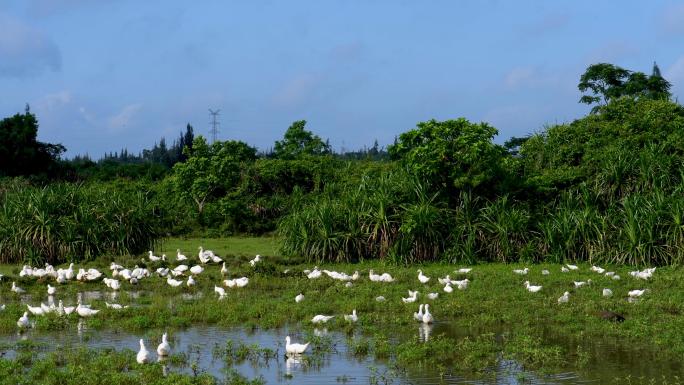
[
  {"left": 0, "top": 105, "right": 65, "bottom": 177},
  {"left": 578, "top": 63, "right": 631, "bottom": 109},
  {"left": 273, "top": 120, "right": 330, "bottom": 159},
  {"left": 172, "top": 136, "right": 257, "bottom": 218},
  {"left": 647, "top": 62, "right": 672, "bottom": 100},
  {"left": 579, "top": 63, "right": 672, "bottom": 113},
  {"left": 388, "top": 118, "right": 506, "bottom": 194}
]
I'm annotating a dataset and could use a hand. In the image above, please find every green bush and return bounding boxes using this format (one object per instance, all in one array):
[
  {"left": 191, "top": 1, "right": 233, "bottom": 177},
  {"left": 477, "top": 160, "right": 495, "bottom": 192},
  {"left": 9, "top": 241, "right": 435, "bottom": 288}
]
[{"left": 0, "top": 181, "right": 161, "bottom": 264}]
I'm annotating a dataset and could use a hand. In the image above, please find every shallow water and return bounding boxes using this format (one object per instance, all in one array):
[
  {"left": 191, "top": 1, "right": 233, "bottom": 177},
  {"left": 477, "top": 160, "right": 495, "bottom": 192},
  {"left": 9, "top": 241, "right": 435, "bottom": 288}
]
[
  {"left": 1, "top": 320, "right": 681, "bottom": 384},
  {"left": 0, "top": 288, "right": 681, "bottom": 384}
]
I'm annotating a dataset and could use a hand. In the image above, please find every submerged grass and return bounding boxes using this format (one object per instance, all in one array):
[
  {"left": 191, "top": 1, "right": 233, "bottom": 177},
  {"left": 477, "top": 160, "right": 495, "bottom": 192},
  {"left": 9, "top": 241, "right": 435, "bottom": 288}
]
[{"left": 1, "top": 237, "right": 684, "bottom": 382}]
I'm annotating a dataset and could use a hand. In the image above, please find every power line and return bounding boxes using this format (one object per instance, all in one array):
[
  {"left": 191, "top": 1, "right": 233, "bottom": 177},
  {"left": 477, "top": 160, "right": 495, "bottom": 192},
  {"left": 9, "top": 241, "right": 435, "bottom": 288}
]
[{"left": 208, "top": 109, "right": 221, "bottom": 143}]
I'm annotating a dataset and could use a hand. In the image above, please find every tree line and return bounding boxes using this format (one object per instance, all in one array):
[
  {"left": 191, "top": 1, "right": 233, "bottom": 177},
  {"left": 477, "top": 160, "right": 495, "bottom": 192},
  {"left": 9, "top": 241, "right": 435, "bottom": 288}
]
[{"left": 0, "top": 62, "right": 681, "bottom": 265}]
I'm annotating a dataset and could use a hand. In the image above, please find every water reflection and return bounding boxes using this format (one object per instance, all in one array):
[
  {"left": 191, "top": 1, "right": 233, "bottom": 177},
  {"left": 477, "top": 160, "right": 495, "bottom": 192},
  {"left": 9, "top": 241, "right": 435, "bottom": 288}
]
[
  {"left": 0, "top": 323, "right": 681, "bottom": 384},
  {"left": 285, "top": 356, "right": 303, "bottom": 376},
  {"left": 418, "top": 323, "right": 432, "bottom": 342}
]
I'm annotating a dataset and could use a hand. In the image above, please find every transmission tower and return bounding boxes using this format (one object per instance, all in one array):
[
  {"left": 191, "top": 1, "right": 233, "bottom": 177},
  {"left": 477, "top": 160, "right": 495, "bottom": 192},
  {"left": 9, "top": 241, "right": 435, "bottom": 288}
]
[{"left": 208, "top": 109, "right": 221, "bottom": 143}]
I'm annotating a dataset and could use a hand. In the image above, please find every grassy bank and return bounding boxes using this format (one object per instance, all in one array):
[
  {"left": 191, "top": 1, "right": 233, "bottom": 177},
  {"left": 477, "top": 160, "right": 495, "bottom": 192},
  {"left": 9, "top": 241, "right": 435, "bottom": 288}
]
[{"left": 1, "top": 237, "right": 683, "bottom": 382}]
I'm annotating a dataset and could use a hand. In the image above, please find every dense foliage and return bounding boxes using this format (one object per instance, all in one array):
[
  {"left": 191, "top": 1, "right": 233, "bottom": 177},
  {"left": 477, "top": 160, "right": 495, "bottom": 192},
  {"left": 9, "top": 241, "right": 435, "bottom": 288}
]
[
  {"left": 0, "top": 180, "right": 160, "bottom": 264},
  {"left": 578, "top": 62, "right": 671, "bottom": 112},
  {"left": 0, "top": 106, "right": 65, "bottom": 178},
  {"left": 2, "top": 62, "right": 683, "bottom": 265}
]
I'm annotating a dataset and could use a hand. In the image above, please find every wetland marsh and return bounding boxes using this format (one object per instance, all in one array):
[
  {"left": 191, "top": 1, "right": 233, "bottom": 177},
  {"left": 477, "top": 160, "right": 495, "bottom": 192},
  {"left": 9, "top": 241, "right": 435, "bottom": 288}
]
[{"left": 0, "top": 237, "right": 682, "bottom": 384}]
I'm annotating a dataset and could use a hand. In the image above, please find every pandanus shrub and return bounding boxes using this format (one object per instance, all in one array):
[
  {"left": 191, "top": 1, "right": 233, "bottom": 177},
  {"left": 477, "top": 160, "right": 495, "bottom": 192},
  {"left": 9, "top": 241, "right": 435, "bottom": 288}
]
[{"left": 0, "top": 182, "right": 161, "bottom": 264}]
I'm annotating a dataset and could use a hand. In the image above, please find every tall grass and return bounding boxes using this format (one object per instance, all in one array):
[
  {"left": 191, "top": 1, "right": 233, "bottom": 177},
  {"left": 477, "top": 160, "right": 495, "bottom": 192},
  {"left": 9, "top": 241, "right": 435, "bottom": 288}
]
[
  {"left": 279, "top": 170, "right": 684, "bottom": 266},
  {"left": 0, "top": 182, "right": 161, "bottom": 264}
]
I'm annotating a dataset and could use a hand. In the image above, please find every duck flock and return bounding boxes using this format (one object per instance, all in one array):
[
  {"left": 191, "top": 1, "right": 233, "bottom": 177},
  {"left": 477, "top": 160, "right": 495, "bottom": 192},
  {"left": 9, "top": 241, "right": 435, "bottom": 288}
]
[{"left": 3, "top": 247, "right": 659, "bottom": 363}]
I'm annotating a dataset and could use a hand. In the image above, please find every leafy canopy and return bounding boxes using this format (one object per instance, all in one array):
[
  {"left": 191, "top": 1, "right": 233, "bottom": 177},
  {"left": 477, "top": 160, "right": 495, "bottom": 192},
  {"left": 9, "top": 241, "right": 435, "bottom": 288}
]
[
  {"left": 273, "top": 120, "right": 330, "bottom": 159},
  {"left": 578, "top": 63, "right": 671, "bottom": 113},
  {"left": 388, "top": 118, "right": 506, "bottom": 193},
  {"left": 172, "top": 136, "right": 257, "bottom": 215},
  {"left": 0, "top": 105, "right": 65, "bottom": 177}
]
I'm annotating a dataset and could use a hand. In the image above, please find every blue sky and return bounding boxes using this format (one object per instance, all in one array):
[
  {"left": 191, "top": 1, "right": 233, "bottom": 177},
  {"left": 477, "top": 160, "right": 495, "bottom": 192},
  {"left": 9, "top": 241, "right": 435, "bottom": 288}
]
[{"left": 1, "top": 0, "right": 683, "bottom": 157}]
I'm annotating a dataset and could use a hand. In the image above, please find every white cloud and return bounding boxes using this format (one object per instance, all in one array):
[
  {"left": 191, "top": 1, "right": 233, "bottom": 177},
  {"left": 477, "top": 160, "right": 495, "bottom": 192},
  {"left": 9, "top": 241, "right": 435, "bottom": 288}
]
[
  {"left": 504, "top": 67, "right": 536, "bottom": 88},
  {"left": 35, "top": 90, "right": 71, "bottom": 112},
  {"left": 107, "top": 103, "right": 143, "bottom": 132},
  {"left": 584, "top": 41, "right": 638, "bottom": 64},
  {"left": 271, "top": 74, "right": 322, "bottom": 108},
  {"left": 0, "top": 13, "right": 61, "bottom": 77},
  {"left": 76, "top": 103, "right": 142, "bottom": 133}
]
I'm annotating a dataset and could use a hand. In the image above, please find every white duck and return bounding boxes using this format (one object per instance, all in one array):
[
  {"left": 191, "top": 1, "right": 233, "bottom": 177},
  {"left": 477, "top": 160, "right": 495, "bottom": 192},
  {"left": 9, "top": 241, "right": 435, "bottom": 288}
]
[
  {"left": 573, "top": 280, "right": 591, "bottom": 288},
  {"left": 176, "top": 249, "right": 187, "bottom": 261},
  {"left": 344, "top": 309, "right": 358, "bottom": 323},
  {"left": 603, "top": 288, "right": 613, "bottom": 297},
  {"left": 27, "top": 304, "right": 45, "bottom": 316},
  {"left": 561, "top": 266, "right": 570, "bottom": 273},
  {"left": 417, "top": 269, "right": 430, "bottom": 284},
  {"left": 453, "top": 278, "right": 470, "bottom": 290},
  {"left": 234, "top": 277, "right": 249, "bottom": 288},
  {"left": 11, "top": 282, "right": 25, "bottom": 294},
  {"left": 307, "top": 267, "right": 322, "bottom": 279},
  {"left": 76, "top": 304, "right": 100, "bottom": 317},
  {"left": 167, "top": 277, "right": 183, "bottom": 287},
  {"left": 198, "top": 246, "right": 214, "bottom": 264},
  {"left": 214, "top": 286, "right": 226, "bottom": 299},
  {"left": 456, "top": 268, "right": 472, "bottom": 274},
  {"left": 380, "top": 272, "right": 394, "bottom": 282},
  {"left": 157, "top": 333, "right": 171, "bottom": 356},
  {"left": 558, "top": 291, "right": 570, "bottom": 304},
  {"left": 220, "top": 262, "right": 228, "bottom": 276},
  {"left": 285, "top": 336, "right": 309, "bottom": 355},
  {"left": 108, "top": 278, "right": 121, "bottom": 291},
  {"left": 311, "top": 315, "right": 334, "bottom": 324},
  {"left": 148, "top": 251, "right": 161, "bottom": 262},
  {"left": 190, "top": 265, "right": 204, "bottom": 275},
  {"left": 186, "top": 275, "right": 196, "bottom": 287},
  {"left": 524, "top": 281, "right": 542, "bottom": 293},
  {"left": 64, "top": 263, "right": 75, "bottom": 280},
  {"left": 17, "top": 312, "right": 29, "bottom": 328},
  {"left": 566, "top": 264, "right": 579, "bottom": 271},
  {"left": 427, "top": 292, "right": 439, "bottom": 300},
  {"left": 402, "top": 290, "right": 418, "bottom": 303},
  {"left": 541, "top": 269, "right": 550, "bottom": 275},
  {"left": 47, "top": 284, "right": 56, "bottom": 296},
  {"left": 438, "top": 275, "right": 451, "bottom": 285},
  {"left": 443, "top": 282, "right": 453, "bottom": 293},
  {"left": 513, "top": 268, "right": 529, "bottom": 275},
  {"left": 295, "top": 293, "right": 305, "bottom": 303},
  {"left": 413, "top": 304, "right": 424, "bottom": 322},
  {"left": 628, "top": 289, "right": 647, "bottom": 298},
  {"left": 422, "top": 304, "right": 433, "bottom": 324},
  {"left": 249, "top": 255, "right": 261, "bottom": 267},
  {"left": 137, "top": 339, "right": 150, "bottom": 364},
  {"left": 105, "top": 302, "right": 127, "bottom": 310},
  {"left": 63, "top": 302, "right": 76, "bottom": 315}
]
